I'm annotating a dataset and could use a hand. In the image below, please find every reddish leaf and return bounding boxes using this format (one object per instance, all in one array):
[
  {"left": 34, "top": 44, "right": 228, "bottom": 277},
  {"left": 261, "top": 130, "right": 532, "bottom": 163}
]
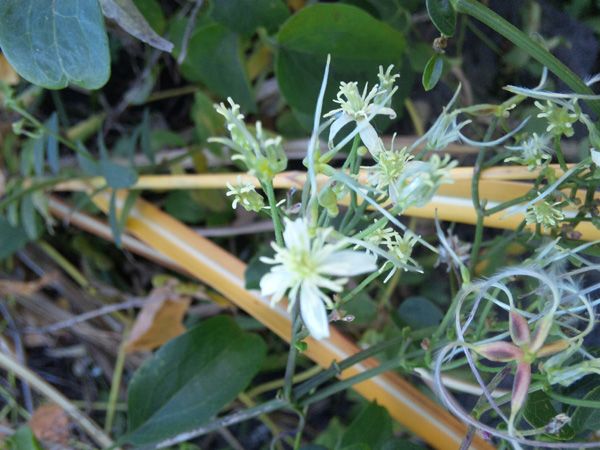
[
  {"left": 474, "top": 341, "right": 523, "bottom": 362},
  {"left": 530, "top": 315, "right": 553, "bottom": 353},
  {"left": 511, "top": 362, "right": 531, "bottom": 414},
  {"left": 536, "top": 339, "right": 569, "bottom": 358},
  {"left": 509, "top": 311, "right": 530, "bottom": 347}
]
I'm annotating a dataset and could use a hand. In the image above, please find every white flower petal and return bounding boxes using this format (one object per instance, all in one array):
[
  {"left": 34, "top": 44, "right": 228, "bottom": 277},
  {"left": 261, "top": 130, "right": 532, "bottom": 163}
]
[
  {"left": 283, "top": 218, "right": 310, "bottom": 251},
  {"left": 328, "top": 114, "right": 353, "bottom": 146},
  {"left": 313, "top": 275, "right": 346, "bottom": 293},
  {"left": 358, "top": 122, "right": 383, "bottom": 156},
  {"left": 260, "top": 270, "right": 290, "bottom": 304},
  {"left": 300, "top": 282, "right": 330, "bottom": 340},
  {"left": 368, "top": 105, "right": 397, "bottom": 119},
  {"left": 320, "top": 250, "right": 377, "bottom": 276}
]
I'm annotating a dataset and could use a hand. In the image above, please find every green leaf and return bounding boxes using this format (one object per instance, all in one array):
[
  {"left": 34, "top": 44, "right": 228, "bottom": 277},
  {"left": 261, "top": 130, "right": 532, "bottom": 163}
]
[
  {"left": 99, "top": 0, "right": 173, "bottom": 52},
  {"left": 76, "top": 143, "right": 101, "bottom": 176},
  {"left": 20, "top": 194, "right": 40, "bottom": 240},
  {"left": 426, "top": 0, "right": 456, "bottom": 37},
  {"left": 381, "top": 439, "right": 426, "bottom": 450},
  {"left": 99, "top": 160, "right": 138, "bottom": 189},
  {"left": 276, "top": 3, "right": 405, "bottom": 115},
  {"left": 140, "top": 109, "right": 154, "bottom": 164},
  {"left": 176, "top": 22, "right": 256, "bottom": 112},
  {"left": 523, "top": 391, "right": 575, "bottom": 440},
  {"left": 7, "top": 426, "right": 43, "bottom": 450},
  {"left": 341, "top": 402, "right": 393, "bottom": 450},
  {"left": 133, "top": 0, "right": 166, "bottom": 34},
  {"left": 124, "top": 315, "right": 266, "bottom": 446},
  {"left": 210, "top": 0, "right": 290, "bottom": 36},
  {"left": 0, "top": 217, "right": 31, "bottom": 259},
  {"left": 32, "top": 137, "right": 45, "bottom": 176},
  {"left": 164, "top": 191, "right": 207, "bottom": 224},
  {"left": 46, "top": 113, "right": 60, "bottom": 174},
  {"left": 396, "top": 296, "right": 443, "bottom": 329},
  {"left": 245, "top": 247, "right": 275, "bottom": 290},
  {"left": 571, "top": 385, "right": 600, "bottom": 431},
  {"left": 422, "top": 54, "right": 444, "bottom": 91},
  {"left": 191, "top": 91, "right": 225, "bottom": 144},
  {"left": 0, "top": 0, "right": 110, "bottom": 89}
]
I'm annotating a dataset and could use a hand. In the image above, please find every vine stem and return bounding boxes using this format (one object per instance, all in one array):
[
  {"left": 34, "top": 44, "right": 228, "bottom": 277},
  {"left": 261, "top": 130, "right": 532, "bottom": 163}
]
[
  {"left": 283, "top": 303, "right": 301, "bottom": 401},
  {"left": 263, "top": 180, "right": 284, "bottom": 246},
  {"left": 154, "top": 399, "right": 288, "bottom": 449},
  {"left": 469, "top": 118, "right": 499, "bottom": 272}
]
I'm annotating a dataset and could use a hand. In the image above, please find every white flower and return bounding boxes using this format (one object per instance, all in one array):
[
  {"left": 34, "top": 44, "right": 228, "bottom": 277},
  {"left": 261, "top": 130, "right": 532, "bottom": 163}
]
[
  {"left": 366, "top": 144, "right": 413, "bottom": 198},
  {"left": 525, "top": 199, "right": 565, "bottom": 230},
  {"left": 505, "top": 133, "right": 552, "bottom": 171},
  {"left": 324, "top": 81, "right": 397, "bottom": 156},
  {"left": 259, "top": 218, "right": 377, "bottom": 339},
  {"left": 391, "top": 154, "right": 457, "bottom": 211},
  {"left": 225, "top": 177, "right": 264, "bottom": 212}
]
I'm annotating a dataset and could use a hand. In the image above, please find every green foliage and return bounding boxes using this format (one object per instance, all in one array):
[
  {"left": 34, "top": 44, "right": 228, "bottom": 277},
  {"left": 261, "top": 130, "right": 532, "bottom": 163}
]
[
  {"left": 523, "top": 391, "right": 575, "bottom": 440},
  {"left": 340, "top": 402, "right": 393, "bottom": 450},
  {"left": 0, "top": 217, "right": 31, "bottom": 259},
  {"left": 124, "top": 316, "right": 266, "bottom": 446},
  {"left": 396, "top": 296, "right": 443, "bottom": 329},
  {"left": 0, "top": 0, "right": 110, "bottom": 89},
  {"left": 276, "top": 3, "right": 406, "bottom": 115},
  {"left": 174, "top": 21, "right": 256, "bottom": 112},
  {"left": 571, "top": 385, "right": 600, "bottom": 431},
  {"left": 426, "top": 0, "right": 457, "bottom": 36},
  {"left": 422, "top": 54, "right": 444, "bottom": 91},
  {"left": 210, "top": 0, "right": 290, "bottom": 36},
  {"left": 6, "top": 426, "right": 43, "bottom": 450},
  {"left": 99, "top": 0, "right": 174, "bottom": 52}
]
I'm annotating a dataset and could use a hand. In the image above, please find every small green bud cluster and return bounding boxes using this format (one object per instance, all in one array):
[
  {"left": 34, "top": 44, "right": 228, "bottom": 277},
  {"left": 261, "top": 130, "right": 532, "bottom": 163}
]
[
  {"left": 226, "top": 178, "right": 265, "bottom": 213},
  {"left": 211, "top": 98, "right": 287, "bottom": 182}
]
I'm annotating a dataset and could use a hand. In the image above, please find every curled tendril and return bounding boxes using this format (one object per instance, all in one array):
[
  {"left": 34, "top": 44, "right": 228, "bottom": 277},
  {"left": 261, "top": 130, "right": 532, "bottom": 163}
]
[{"left": 433, "top": 249, "right": 598, "bottom": 448}]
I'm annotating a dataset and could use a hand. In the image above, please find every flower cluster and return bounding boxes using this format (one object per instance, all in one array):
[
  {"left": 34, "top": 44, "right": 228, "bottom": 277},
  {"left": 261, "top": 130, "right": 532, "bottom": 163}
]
[
  {"left": 535, "top": 99, "right": 580, "bottom": 138},
  {"left": 324, "top": 65, "right": 399, "bottom": 156},
  {"left": 366, "top": 138, "right": 457, "bottom": 211},
  {"left": 211, "top": 98, "right": 287, "bottom": 181},
  {"left": 525, "top": 198, "right": 565, "bottom": 229},
  {"left": 226, "top": 178, "right": 265, "bottom": 212},
  {"left": 505, "top": 133, "right": 552, "bottom": 170}
]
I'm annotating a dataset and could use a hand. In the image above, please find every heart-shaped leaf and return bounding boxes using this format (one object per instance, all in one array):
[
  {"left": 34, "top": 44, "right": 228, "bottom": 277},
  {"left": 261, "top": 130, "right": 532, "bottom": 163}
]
[
  {"left": 276, "top": 3, "right": 405, "bottom": 115},
  {"left": 0, "top": 0, "right": 110, "bottom": 89}
]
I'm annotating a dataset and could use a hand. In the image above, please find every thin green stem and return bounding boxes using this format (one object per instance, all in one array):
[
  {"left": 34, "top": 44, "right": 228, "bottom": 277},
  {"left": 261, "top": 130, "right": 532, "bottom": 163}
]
[
  {"left": 154, "top": 399, "right": 288, "bottom": 449},
  {"left": 341, "top": 271, "right": 381, "bottom": 304},
  {"left": 0, "top": 175, "right": 72, "bottom": 211},
  {"left": 263, "top": 181, "right": 284, "bottom": 246},
  {"left": 469, "top": 118, "right": 498, "bottom": 272},
  {"left": 453, "top": 0, "right": 600, "bottom": 117},
  {"left": 283, "top": 303, "right": 301, "bottom": 401},
  {"left": 484, "top": 193, "right": 535, "bottom": 216},
  {"left": 247, "top": 365, "right": 322, "bottom": 398},
  {"left": 299, "top": 357, "right": 404, "bottom": 407},
  {"left": 104, "top": 332, "right": 128, "bottom": 433},
  {"left": 553, "top": 135, "right": 568, "bottom": 172}
]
